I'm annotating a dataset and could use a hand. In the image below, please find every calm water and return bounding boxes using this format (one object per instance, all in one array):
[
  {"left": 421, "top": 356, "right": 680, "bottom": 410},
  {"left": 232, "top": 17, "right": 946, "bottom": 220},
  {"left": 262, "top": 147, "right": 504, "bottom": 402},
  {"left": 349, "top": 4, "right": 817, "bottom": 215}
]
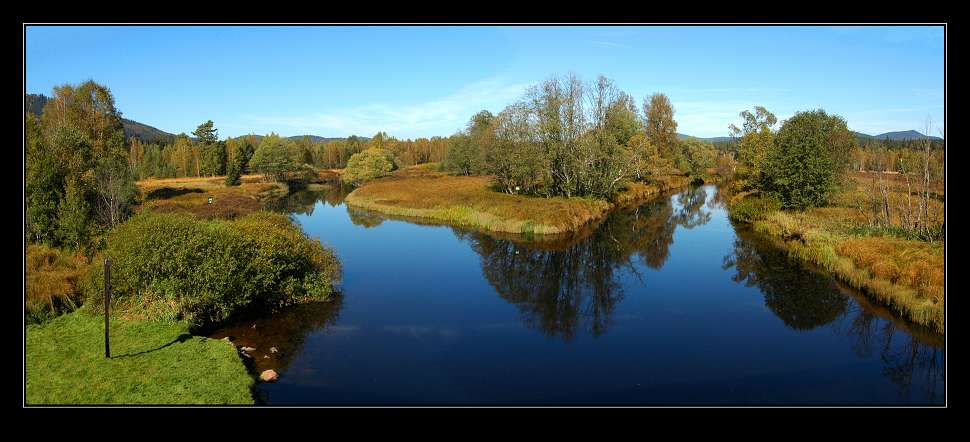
[{"left": 211, "top": 184, "right": 945, "bottom": 405}]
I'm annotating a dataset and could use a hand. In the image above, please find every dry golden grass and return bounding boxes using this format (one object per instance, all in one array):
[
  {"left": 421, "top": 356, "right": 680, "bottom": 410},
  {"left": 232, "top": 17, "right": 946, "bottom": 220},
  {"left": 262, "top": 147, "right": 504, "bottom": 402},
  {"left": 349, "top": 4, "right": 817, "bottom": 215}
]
[
  {"left": 346, "top": 167, "right": 612, "bottom": 235},
  {"left": 753, "top": 209, "right": 945, "bottom": 334},
  {"left": 837, "top": 237, "right": 944, "bottom": 302},
  {"left": 26, "top": 244, "right": 91, "bottom": 323},
  {"left": 136, "top": 174, "right": 286, "bottom": 220},
  {"left": 346, "top": 166, "right": 693, "bottom": 236}
]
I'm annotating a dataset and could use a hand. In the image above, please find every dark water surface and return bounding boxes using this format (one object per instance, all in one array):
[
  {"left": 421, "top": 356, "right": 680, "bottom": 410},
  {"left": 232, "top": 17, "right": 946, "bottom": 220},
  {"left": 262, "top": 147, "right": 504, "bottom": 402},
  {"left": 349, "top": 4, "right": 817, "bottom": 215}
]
[{"left": 210, "top": 184, "right": 945, "bottom": 405}]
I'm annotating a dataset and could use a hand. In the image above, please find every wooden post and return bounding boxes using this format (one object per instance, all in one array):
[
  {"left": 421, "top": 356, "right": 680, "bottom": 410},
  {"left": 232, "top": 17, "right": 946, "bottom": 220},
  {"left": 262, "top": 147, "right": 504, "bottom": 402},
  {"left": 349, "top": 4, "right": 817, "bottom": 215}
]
[{"left": 104, "top": 257, "right": 111, "bottom": 358}]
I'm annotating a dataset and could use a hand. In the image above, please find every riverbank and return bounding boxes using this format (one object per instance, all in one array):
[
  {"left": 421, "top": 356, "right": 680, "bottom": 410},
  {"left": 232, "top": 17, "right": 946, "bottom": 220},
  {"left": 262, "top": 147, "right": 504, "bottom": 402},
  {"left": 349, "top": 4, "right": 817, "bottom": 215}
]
[
  {"left": 25, "top": 172, "right": 344, "bottom": 404},
  {"left": 728, "top": 175, "right": 945, "bottom": 334},
  {"left": 26, "top": 307, "right": 254, "bottom": 404},
  {"left": 344, "top": 165, "right": 695, "bottom": 236}
]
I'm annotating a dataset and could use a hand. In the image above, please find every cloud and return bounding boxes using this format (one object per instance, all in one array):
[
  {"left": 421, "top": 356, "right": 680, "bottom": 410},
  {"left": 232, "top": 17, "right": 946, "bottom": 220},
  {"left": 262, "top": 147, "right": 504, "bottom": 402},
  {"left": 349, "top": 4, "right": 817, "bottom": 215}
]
[
  {"left": 589, "top": 40, "right": 631, "bottom": 49},
  {"left": 238, "top": 77, "right": 534, "bottom": 139}
]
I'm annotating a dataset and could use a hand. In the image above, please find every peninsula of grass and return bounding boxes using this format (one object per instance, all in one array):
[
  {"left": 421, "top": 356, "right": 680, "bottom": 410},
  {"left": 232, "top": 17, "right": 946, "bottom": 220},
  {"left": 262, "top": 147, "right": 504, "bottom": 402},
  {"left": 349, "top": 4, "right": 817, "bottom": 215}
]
[
  {"left": 344, "top": 165, "right": 692, "bottom": 236},
  {"left": 136, "top": 174, "right": 288, "bottom": 220},
  {"left": 25, "top": 308, "right": 253, "bottom": 405},
  {"left": 730, "top": 173, "right": 945, "bottom": 334}
]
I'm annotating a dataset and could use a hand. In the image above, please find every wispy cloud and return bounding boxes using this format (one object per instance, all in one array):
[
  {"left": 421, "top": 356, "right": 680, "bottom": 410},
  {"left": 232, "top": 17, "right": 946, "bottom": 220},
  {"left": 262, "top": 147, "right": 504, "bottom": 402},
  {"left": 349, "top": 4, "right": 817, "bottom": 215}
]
[
  {"left": 238, "top": 77, "right": 534, "bottom": 138},
  {"left": 589, "top": 40, "right": 631, "bottom": 49}
]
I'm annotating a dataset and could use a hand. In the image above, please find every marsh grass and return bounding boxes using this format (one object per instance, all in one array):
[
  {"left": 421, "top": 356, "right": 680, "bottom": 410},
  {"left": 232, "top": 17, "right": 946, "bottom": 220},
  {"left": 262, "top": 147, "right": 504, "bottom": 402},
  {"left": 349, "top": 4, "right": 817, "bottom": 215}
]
[
  {"left": 345, "top": 166, "right": 689, "bottom": 236},
  {"left": 25, "top": 244, "right": 91, "bottom": 323},
  {"left": 753, "top": 210, "right": 944, "bottom": 333},
  {"left": 136, "top": 174, "right": 287, "bottom": 220},
  {"left": 345, "top": 170, "right": 613, "bottom": 235},
  {"left": 25, "top": 308, "right": 253, "bottom": 404}
]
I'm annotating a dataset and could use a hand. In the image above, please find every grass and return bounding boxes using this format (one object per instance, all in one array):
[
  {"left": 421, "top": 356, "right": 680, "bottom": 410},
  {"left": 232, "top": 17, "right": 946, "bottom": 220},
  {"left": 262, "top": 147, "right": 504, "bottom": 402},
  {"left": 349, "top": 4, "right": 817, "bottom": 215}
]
[
  {"left": 751, "top": 209, "right": 944, "bottom": 334},
  {"left": 26, "top": 244, "right": 91, "bottom": 323},
  {"left": 345, "top": 165, "right": 691, "bottom": 236},
  {"left": 136, "top": 174, "right": 286, "bottom": 220},
  {"left": 25, "top": 308, "right": 253, "bottom": 404}
]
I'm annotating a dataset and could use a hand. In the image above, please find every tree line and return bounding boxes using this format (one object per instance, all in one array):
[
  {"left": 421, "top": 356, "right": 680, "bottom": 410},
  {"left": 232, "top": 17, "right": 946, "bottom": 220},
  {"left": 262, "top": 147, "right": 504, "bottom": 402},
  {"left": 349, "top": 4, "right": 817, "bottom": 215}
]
[{"left": 439, "top": 73, "right": 731, "bottom": 198}]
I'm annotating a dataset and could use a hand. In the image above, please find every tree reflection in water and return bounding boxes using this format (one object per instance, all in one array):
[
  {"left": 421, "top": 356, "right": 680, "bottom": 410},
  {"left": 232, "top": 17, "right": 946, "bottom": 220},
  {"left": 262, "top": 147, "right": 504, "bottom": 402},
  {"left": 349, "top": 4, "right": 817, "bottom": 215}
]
[
  {"left": 722, "top": 230, "right": 848, "bottom": 330},
  {"left": 460, "top": 185, "right": 715, "bottom": 341},
  {"left": 265, "top": 183, "right": 354, "bottom": 216},
  {"left": 724, "top": 229, "right": 945, "bottom": 402}
]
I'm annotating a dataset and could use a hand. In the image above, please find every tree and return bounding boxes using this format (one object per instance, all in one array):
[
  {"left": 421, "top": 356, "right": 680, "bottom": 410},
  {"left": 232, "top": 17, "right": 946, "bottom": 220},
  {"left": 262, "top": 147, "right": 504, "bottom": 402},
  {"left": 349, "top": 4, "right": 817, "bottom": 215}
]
[
  {"left": 249, "top": 133, "right": 301, "bottom": 183},
  {"left": 679, "top": 138, "right": 718, "bottom": 177},
  {"left": 442, "top": 110, "right": 492, "bottom": 175},
  {"left": 643, "top": 93, "right": 678, "bottom": 161},
  {"left": 342, "top": 148, "right": 397, "bottom": 184},
  {"left": 25, "top": 113, "right": 62, "bottom": 245},
  {"left": 27, "top": 80, "right": 135, "bottom": 250},
  {"left": 192, "top": 120, "right": 218, "bottom": 145},
  {"left": 224, "top": 157, "right": 242, "bottom": 186},
  {"left": 762, "top": 109, "right": 856, "bottom": 209},
  {"left": 730, "top": 106, "right": 778, "bottom": 188},
  {"left": 93, "top": 150, "right": 138, "bottom": 229},
  {"left": 200, "top": 141, "right": 227, "bottom": 176}
]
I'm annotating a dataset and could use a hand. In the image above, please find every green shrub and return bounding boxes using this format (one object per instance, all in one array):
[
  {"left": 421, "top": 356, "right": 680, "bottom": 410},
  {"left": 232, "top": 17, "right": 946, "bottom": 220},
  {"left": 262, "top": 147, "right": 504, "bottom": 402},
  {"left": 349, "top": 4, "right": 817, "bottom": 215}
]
[
  {"left": 342, "top": 148, "right": 397, "bottom": 184},
  {"left": 80, "top": 211, "right": 341, "bottom": 329},
  {"left": 730, "top": 194, "right": 782, "bottom": 224},
  {"left": 761, "top": 109, "right": 856, "bottom": 209}
]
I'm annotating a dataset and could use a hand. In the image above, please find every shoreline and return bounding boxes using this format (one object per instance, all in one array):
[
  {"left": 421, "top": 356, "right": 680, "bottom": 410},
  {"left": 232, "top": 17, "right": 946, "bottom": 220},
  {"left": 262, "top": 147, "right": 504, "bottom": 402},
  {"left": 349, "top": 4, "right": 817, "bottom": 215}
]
[
  {"left": 344, "top": 171, "right": 695, "bottom": 238},
  {"left": 748, "top": 210, "right": 944, "bottom": 335}
]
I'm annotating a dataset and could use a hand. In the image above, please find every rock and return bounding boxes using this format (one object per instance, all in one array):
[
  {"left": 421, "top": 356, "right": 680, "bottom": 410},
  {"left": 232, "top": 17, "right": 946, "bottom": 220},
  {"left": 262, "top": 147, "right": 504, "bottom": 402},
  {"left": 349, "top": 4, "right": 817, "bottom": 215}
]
[
  {"left": 270, "top": 347, "right": 278, "bottom": 353},
  {"left": 259, "top": 369, "right": 279, "bottom": 382},
  {"left": 241, "top": 346, "right": 256, "bottom": 352}
]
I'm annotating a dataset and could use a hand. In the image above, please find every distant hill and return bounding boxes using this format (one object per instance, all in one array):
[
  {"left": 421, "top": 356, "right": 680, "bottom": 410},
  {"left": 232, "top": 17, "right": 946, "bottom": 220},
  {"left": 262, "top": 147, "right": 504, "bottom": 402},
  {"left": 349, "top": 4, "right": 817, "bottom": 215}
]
[
  {"left": 870, "top": 130, "right": 942, "bottom": 141},
  {"left": 230, "top": 134, "right": 371, "bottom": 144},
  {"left": 26, "top": 93, "right": 178, "bottom": 144},
  {"left": 286, "top": 135, "right": 366, "bottom": 143},
  {"left": 120, "top": 118, "right": 177, "bottom": 144},
  {"left": 677, "top": 133, "right": 734, "bottom": 143}
]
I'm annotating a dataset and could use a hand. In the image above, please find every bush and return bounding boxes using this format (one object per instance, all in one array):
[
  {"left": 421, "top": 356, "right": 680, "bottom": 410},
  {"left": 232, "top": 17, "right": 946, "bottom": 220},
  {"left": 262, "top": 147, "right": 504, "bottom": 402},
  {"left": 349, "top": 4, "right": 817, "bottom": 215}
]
[
  {"left": 342, "top": 148, "right": 397, "bottom": 184},
  {"left": 730, "top": 194, "right": 782, "bottom": 224},
  {"left": 761, "top": 110, "right": 856, "bottom": 209},
  {"left": 80, "top": 211, "right": 341, "bottom": 329}
]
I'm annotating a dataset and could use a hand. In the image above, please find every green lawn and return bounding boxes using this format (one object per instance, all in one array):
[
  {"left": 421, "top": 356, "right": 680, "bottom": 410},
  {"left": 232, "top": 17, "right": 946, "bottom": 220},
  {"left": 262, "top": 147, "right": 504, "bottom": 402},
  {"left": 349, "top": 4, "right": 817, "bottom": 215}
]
[{"left": 26, "top": 308, "right": 253, "bottom": 405}]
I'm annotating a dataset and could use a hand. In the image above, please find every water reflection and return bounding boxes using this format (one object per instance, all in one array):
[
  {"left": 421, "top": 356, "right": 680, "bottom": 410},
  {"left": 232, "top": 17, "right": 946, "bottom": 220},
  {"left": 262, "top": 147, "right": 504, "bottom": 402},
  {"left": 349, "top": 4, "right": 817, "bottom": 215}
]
[
  {"left": 459, "top": 185, "right": 715, "bottom": 340},
  {"left": 209, "top": 296, "right": 345, "bottom": 375},
  {"left": 265, "top": 183, "right": 353, "bottom": 215},
  {"left": 723, "top": 231, "right": 848, "bottom": 330},
  {"left": 724, "top": 229, "right": 945, "bottom": 402}
]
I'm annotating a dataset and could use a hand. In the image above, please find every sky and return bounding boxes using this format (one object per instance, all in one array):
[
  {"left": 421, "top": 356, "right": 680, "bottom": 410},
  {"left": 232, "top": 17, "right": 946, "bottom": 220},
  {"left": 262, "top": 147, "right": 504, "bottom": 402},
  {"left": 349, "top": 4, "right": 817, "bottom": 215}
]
[{"left": 25, "top": 26, "right": 945, "bottom": 139}]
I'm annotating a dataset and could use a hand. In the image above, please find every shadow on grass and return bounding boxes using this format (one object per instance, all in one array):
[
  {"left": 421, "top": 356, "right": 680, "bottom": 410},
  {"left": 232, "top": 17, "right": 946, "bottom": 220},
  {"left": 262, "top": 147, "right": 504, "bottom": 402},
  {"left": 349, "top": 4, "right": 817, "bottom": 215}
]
[
  {"left": 112, "top": 333, "right": 193, "bottom": 359},
  {"left": 146, "top": 187, "right": 205, "bottom": 200}
]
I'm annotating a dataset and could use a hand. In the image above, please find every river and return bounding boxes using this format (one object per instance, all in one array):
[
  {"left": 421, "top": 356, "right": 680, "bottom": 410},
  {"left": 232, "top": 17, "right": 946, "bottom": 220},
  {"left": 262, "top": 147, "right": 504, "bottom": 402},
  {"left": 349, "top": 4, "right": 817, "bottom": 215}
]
[{"left": 209, "top": 184, "right": 945, "bottom": 405}]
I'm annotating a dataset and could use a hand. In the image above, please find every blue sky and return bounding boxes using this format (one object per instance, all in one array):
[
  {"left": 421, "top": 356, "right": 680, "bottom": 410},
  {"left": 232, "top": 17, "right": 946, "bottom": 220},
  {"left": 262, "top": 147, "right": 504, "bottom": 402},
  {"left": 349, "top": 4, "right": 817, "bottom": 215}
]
[{"left": 26, "top": 26, "right": 945, "bottom": 139}]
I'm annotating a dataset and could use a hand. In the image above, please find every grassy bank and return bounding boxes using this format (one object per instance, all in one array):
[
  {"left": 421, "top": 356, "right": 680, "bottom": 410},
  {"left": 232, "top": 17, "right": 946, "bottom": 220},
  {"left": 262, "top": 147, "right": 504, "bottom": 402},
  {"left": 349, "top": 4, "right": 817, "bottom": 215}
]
[
  {"left": 345, "top": 165, "right": 693, "bottom": 236},
  {"left": 729, "top": 173, "right": 945, "bottom": 334},
  {"left": 26, "top": 308, "right": 253, "bottom": 404}
]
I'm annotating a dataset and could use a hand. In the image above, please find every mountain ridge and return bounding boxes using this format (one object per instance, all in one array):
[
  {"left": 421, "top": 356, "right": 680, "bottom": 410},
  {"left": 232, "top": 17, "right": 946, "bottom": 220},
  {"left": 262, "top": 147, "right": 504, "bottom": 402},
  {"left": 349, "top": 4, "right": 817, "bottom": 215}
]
[{"left": 27, "top": 93, "right": 942, "bottom": 144}]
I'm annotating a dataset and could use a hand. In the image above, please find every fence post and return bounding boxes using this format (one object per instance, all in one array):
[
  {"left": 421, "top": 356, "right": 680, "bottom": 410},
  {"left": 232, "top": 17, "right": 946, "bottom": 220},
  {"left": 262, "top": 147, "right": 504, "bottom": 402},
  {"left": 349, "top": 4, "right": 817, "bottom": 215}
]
[{"left": 104, "top": 257, "right": 111, "bottom": 359}]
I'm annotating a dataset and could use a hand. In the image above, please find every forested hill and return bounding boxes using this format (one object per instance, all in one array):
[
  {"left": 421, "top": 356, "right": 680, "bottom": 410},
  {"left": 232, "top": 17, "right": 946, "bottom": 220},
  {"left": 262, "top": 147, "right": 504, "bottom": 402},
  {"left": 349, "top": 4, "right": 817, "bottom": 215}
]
[
  {"left": 236, "top": 134, "right": 372, "bottom": 144},
  {"left": 26, "top": 93, "right": 177, "bottom": 144},
  {"left": 861, "top": 130, "right": 943, "bottom": 141}
]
